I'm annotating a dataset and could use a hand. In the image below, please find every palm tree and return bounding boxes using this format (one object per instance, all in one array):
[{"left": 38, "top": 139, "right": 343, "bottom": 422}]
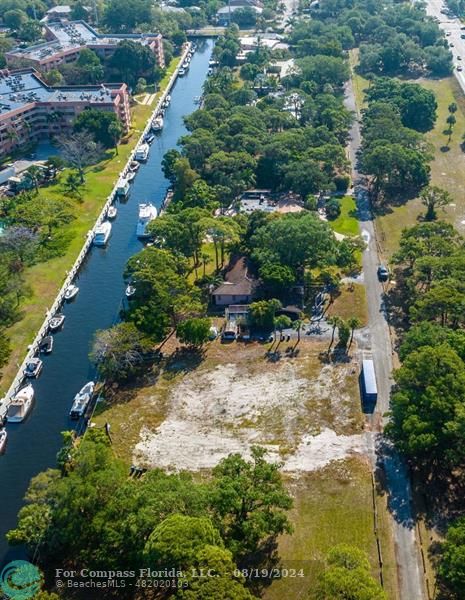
[
  {"left": 25, "top": 165, "right": 41, "bottom": 195},
  {"left": 292, "top": 318, "right": 303, "bottom": 349},
  {"left": 274, "top": 315, "right": 292, "bottom": 349},
  {"left": 327, "top": 316, "right": 341, "bottom": 353},
  {"left": 201, "top": 252, "right": 212, "bottom": 277},
  {"left": 347, "top": 317, "right": 361, "bottom": 350}
]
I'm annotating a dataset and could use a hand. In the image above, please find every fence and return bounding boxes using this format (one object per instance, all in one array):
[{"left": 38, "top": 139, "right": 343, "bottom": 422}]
[{"left": 0, "top": 42, "right": 192, "bottom": 419}]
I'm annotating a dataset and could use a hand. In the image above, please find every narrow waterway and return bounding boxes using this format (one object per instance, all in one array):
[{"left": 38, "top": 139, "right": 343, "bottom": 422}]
[{"left": 0, "top": 38, "right": 214, "bottom": 565}]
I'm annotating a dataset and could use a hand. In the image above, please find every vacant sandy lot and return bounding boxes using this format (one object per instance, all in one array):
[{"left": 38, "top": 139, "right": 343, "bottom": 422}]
[{"left": 132, "top": 342, "right": 366, "bottom": 472}]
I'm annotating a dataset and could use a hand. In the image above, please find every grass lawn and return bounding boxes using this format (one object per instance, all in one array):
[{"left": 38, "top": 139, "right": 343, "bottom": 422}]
[
  {"left": 376, "top": 76, "right": 465, "bottom": 258},
  {"left": 263, "top": 458, "right": 398, "bottom": 600},
  {"left": 326, "top": 282, "right": 369, "bottom": 327},
  {"left": 329, "top": 195, "right": 360, "bottom": 236},
  {"left": 187, "top": 242, "right": 228, "bottom": 284},
  {"left": 0, "top": 57, "right": 181, "bottom": 396}
]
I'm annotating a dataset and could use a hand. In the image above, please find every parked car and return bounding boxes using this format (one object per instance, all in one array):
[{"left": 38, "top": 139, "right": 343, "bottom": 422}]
[
  {"left": 458, "top": 65, "right": 463, "bottom": 71},
  {"left": 377, "top": 265, "right": 389, "bottom": 282}
]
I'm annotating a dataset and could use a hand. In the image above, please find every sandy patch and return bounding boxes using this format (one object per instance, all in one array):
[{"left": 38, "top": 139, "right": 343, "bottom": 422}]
[{"left": 133, "top": 359, "right": 365, "bottom": 472}]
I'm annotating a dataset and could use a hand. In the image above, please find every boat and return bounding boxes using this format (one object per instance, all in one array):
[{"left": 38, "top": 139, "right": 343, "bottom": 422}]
[
  {"left": 0, "top": 429, "right": 7, "bottom": 453},
  {"left": 182, "top": 61, "right": 190, "bottom": 70},
  {"left": 49, "top": 313, "right": 65, "bottom": 331},
  {"left": 207, "top": 67, "right": 213, "bottom": 76},
  {"left": 7, "top": 384, "right": 34, "bottom": 423},
  {"left": 107, "top": 206, "right": 118, "bottom": 219},
  {"left": 163, "top": 94, "right": 171, "bottom": 107},
  {"left": 116, "top": 177, "right": 130, "bottom": 197},
  {"left": 93, "top": 221, "right": 112, "bottom": 246},
  {"left": 144, "top": 133, "right": 155, "bottom": 144},
  {"left": 178, "top": 67, "right": 186, "bottom": 77},
  {"left": 129, "top": 160, "right": 140, "bottom": 172},
  {"left": 127, "top": 172, "right": 136, "bottom": 183},
  {"left": 64, "top": 284, "right": 79, "bottom": 301},
  {"left": 39, "top": 335, "right": 53, "bottom": 354},
  {"left": 69, "top": 381, "right": 95, "bottom": 420},
  {"left": 152, "top": 115, "right": 164, "bottom": 131},
  {"left": 126, "top": 284, "right": 136, "bottom": 298},
  {"left": 24, "top": 357, "right": 43, "bottom": 378},
  {"left": 136, "top": 203, "right": 158, "bottom": 238},
  {"left": 134, "top": 143, "right": 149, "bottom": 162}
]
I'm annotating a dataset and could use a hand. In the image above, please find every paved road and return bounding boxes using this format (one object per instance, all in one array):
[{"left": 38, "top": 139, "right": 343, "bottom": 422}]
[
  {"left": 425, "top": 0, "right": 465, "bottom": 93},
  {"left": 345, "top": 77, "right": 426, "bottom": 600}
]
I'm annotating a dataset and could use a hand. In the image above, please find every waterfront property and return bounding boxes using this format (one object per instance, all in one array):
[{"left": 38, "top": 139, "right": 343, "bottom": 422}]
[
  {"left": 212, "top": 256, "right": 257, "bottom": 306},
  {"left": 5, "top": 20, "right": 165, "bottom": 72},
  {"left": 0, "top": 68, "right": 130, "bottom": 159}
]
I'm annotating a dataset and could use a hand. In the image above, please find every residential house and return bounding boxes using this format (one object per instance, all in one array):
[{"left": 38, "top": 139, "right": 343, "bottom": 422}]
[{"left": 212, "top": 257, "right": 257, "bottom": 306}]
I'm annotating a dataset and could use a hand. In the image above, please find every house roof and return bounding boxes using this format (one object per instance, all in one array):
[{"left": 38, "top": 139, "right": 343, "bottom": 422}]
[{"left": 212, "top": 257, "right": 256, "bottom": 297}]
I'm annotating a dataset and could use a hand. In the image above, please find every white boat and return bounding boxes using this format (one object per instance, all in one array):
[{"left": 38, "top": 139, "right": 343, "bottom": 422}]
[
  {"left": 145, "top": 133, "right": 155, "bottom": 144},
  {"left": 152, "top": 116, "right": 164, "bottom": 131},
  {"left": 127, "top": 172, "right": 136, "bottom": 183},
  {"left": 39, "top": 335, "right": 53, "bottom": 354},
  {"left": 93, "top": 221, "right": 112, "bottom": 246},
  {"left": 178, "top": 67, "right": 186, "bottom": 77},
  {"left": 70, "top": 381, "right": 95, "bottom": 420},
  {"left": 126, "top": 284, "right": 136, "bottom": 298},
  {"left": 136, "top": 203, "right": 158, "bottom": 238},
  {"left": 129, "top": 161, "right": 140, "bottom": 172},
  {"left": 7, "top": 384, "right": 34, "bottom": 423},
  {"left": 25, "top": 357, "right": 43, "bottom": 378},
  {"left": 182, "top": 61, "right": 190, "bottom": 70},
  {"left": 165, "top": 94, "right": 171, "bottom": 103},
  {"left": 116, "top": 177, "right": 130, "bottom": 197},
  {"left": 49, "top": 313, "right": 65, "bottom": 331},
  {"left": 64, "top": 284, "right": 79, "bottom": 301},
  {"left": 107, "top": 206, "right": 118, "bottom": 219},
  {"left": 0, "top": 429, "right": 7, "bottom": 453},
  {"left": 135, "top": 143, "right": 149, "bottom": 162}
]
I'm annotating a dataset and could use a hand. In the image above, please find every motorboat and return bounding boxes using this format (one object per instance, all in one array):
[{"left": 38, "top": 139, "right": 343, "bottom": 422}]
[
  {"left": 93, "top": 221, "right": 112, "bottom": 246},
  {"left": 24, "top": 357, "right": 43, "bottom": 378},
  {"left": 107, "top": 206, "right": 117, "bottom": 219},
  {"left": 163, "top": 94, "right": 171, "bottom": 108},
  {"left": 127, "top": 172, "right": 136, "bottom": 183},
  {"left": 39, "top": 335, "right": 53, "bottom": 354},
  {"left": 182, "top": 61, "right": 190, "bottom": 70},
  {"left": 70, "top": 381, "right": 95, "bottom": 420},
  {"left": 134, "top": 143, "right": 149, "bottom": 162},
  {"left": 144, "top": 133, "right": 155, "bottom": 144},
  {"left": 129, "top": 161, "right": 140, "bottom": 172},
  {"left": 178, "top": 67, "right": 186, "bottom": 77},
  {"left": 152, "top": 116, "right": 164, "bottom": 131},
  {"left": 49, "top": 313, "right": 65, "bottom": 331},
  {"left": 136, "top": 203, "right": 158, "bottom": 238},
  {"left": 126, "top": 284, "right": 136, "bottom": 298},
  {"left": 116, "top": 177, "right": 130, "bottom": 197},
  {"left": 64, "top": 284, "right": 79, "bottom": 301},
  {"left": 0, "top": 429, "right": 7, "bottom": 453},
  {"left": 7, "top": 384, "right": 34, "bottom": 423},
  {"left": 207, "top": 67, "right": 213, "bottom": 76}
]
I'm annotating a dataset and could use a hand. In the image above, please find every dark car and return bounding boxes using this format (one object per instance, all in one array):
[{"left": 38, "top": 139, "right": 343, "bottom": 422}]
[{"left": 377, "top": 265, "right": 389, "bottom": 282}]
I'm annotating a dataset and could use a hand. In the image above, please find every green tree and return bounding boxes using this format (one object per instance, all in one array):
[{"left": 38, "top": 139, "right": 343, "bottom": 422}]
[
  {"left": 420, "top": 185, "right": 451, "bottom": 221},
  {"left": 176, "top": 318, "right": 211, "bottom": 348},
  {"left": 210, "top": 446, "right": 293, "bottom": 558},
  {"left": 438, "top": 517, "right": 465, "bottom": 597},
  {"left": 73, "top": 109, "right": 122, "bottom": 149},
  {"left": 347, "top": 317, "right": 361, "bottom": 349},
  {"left": 249, "top": 299, "right": 282, "bottom": 329}
]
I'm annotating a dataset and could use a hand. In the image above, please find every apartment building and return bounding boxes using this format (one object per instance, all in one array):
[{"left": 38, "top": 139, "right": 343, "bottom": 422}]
[
  {"left": 0, "top": 68, "right": 130, "bottom": 159},
  {"left": 5, "top": 20, "right": 165, "bottom": 72}
]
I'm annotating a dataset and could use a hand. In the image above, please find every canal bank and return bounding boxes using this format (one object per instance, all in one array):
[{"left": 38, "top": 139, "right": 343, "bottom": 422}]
[{"left": 0, "top": 38, "right": 214, "bottom": 566}]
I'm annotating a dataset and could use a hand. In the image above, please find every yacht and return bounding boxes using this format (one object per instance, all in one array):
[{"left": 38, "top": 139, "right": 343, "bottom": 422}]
[
  {"left": 135, "top": 143, "right": 149, "bottom": 162},
  {"left": 7, "top": 384, "right": 34, "bottom": 423},
  {"left": 136, "top": 203, "right": 158, "bottom": 238},
  {"left": 107, "top": 206, "right": 118, "bottom": 219},
  {"left": 93, "top": 221, "right": 112, "bottom": 246},
  {"left": 116, "top": 177, "right": 130, "bottom": 197},
  {"left": 64, "top": 284, "right": 79, "bottom": 301},
  {"left": 70, "top": 381, "right": 95, "bottom": 420},
  {"left": 24, "top": 357, "right": 43, "bottom": 378},
  {"left": 49, "top": 313, "right": 65, "bottom": 331},
  {"left": 126, "top": 284, "right": 136, "bottom": 298},
  {"left": 0, "top": 428, "right": 7, "bottom": 453},
  {"left": 152, "top": 115, "right": 164, "bottom": 131},
  {"left": 39, "top": 335, "right": 53, "bottom": 354}
]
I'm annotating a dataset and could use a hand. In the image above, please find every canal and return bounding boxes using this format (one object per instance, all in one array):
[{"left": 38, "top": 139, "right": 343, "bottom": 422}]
[{"left": 0, "top": 38, "right": 214, "bottom": 565}]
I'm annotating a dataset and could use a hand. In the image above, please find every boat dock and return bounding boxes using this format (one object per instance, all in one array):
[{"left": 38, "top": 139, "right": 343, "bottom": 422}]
[{"left": 0, "top": 42, "right": 193, "bottom": 420}]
